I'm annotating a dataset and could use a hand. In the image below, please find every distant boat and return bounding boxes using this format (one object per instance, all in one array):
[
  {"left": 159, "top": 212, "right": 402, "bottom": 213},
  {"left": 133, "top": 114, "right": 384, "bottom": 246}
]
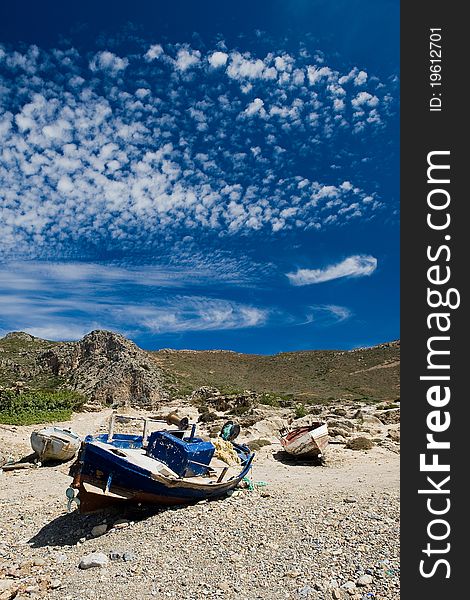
[
  {"left": 280, "top": 422, "right": 329, "bottom": 458},
  {"left": 68, "top": 415, "right": 254, "bottom": 512},
  {"left": 31, "top": 427, "right": 81, "bottom": 462}
]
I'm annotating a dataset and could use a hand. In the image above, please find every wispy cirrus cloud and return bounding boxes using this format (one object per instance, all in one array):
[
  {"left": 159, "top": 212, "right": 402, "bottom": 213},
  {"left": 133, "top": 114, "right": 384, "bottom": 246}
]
[
  {"left": 0, "top": 261, "right": 269, "bottom": 340},
  {"left": 287, "top": 255, "right": 377, "bottom": 286},
  {"left": 301, "top": 304, "right": 353, "bottom": 326},
  {"left": 0, "top": 256, "right": 266, "bottom": 292},
  {"left": 0, "top": 260, "right": 357, "bottom": 341}
]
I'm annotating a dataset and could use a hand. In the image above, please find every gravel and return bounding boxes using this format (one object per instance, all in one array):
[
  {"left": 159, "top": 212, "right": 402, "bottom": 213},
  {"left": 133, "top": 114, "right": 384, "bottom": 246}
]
[
  {"left": 0, "top": 476, "right": 399, "bottom": 599},
  {"left": 0, "top": 408, "right": 400, "bottom": 600}
]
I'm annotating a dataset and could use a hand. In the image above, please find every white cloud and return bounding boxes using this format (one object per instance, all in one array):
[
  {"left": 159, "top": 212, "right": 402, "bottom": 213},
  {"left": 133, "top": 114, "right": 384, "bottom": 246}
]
[
  {"left": 144, "top": 44, "right": 164, "bottom": 61},
  {"left": 89, "top": 51, "right": 128, "bottom": 74},
  {"left": 208, "top": 51, "right": 228, "bottom": 68},
  {"left": 287, "top": 255, "right": 377, "bottom": 285},
  {"left": 175, "top": 48, "right": 201, "bottom": 71},
  {"left": 323, "top": 305, "right": 352, "bottom": 321},
  {"left": 244, "top": 98, "right": 265, "bottom": 117},
  {"left": 0, "top": 41, "right": 396, "bottom": 259},
  {"left": 226, "top": 52, "right": 266, "bottom": 80},
  {"left": 130, "top": 298, "right": 267, "bottom": 334},
  {"left": 307, "top": 66, "right": 333, "bottom": 85},
  {"left": 302, "top": 304, "right": 352, "bottom": 325},
  {"left": 352, "top": 91, "right": 379, "bottom": 108},
  {"left": 354, "top": 70, "right": 368, "bottom": 86},
  {"left": 57, "top": 175, "right": 74, "bottom": 193},
  {"left": 333, "top": 98, "right": 345, "bottom": 112}
]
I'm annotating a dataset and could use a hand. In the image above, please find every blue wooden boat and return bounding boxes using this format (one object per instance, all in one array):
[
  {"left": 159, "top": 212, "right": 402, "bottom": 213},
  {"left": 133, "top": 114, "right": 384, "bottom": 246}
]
[{"left": 68, "top": 415, "right": 254, "bottom": 512}]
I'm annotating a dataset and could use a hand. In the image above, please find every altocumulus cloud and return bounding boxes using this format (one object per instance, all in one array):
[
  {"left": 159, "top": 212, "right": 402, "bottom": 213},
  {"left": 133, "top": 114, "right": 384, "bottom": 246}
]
[
  {"left": 287, "top": 255, "right": 377, "bottom": 286},
  {"left": 0, "top": 37, "right": 397, "bottom": 260}
]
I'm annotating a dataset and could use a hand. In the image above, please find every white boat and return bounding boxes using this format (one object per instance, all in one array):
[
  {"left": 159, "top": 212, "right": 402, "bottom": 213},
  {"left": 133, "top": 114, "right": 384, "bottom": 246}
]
[
  {"left": 31, "top": 427, "right": 81, "bottom": 462},
  {"left": 280, "top": 422, "right": 329, "bottom": 458}
]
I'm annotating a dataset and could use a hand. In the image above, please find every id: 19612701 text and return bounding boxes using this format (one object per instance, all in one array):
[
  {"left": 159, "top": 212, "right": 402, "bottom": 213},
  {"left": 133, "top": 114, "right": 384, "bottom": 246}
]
[{"left": 429, "top": 28, "right": 442, "bottom": 112}]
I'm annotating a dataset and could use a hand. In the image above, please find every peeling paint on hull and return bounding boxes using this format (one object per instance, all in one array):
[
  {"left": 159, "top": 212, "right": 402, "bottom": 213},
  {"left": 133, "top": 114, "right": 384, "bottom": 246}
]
[
  {"left": 31, "top": 427, "right": 81, "bottom": 462},
  {"left": 280, "top": 423, "right": 329, "bottom": 458}
]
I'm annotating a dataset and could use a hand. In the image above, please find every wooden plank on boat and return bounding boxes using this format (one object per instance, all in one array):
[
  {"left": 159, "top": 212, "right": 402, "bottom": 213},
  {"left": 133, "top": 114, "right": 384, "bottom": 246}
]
[
  {"left": 1, "top": 462, "right": 34, "bottom": 471},
  {"left": 82, "top": 481, "right": 134, "bottom": 500}
]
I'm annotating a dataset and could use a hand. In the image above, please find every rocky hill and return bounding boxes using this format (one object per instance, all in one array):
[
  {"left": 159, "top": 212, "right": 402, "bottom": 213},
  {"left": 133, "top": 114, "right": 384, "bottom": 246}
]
[
  {"left": 0, "top": 330, "right": 168, "bottom": 409},
  {"left": 0, "top": 330, "right": 400, "bottom": 409}
]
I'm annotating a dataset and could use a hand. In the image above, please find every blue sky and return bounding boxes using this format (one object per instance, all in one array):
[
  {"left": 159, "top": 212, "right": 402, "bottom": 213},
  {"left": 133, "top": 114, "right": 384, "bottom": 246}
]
[{"left": 0, "top": 1, "right": 399, "bottom": 353}]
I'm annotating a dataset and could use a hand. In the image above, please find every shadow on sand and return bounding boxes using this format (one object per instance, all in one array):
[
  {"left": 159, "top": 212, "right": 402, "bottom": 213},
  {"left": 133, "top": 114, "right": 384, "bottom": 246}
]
[
  {"left": 27, "top": 502, "right": 187, "bottom": 548},
  {"left": 272, "top": 450, "right": 325, "bottom": 467}
]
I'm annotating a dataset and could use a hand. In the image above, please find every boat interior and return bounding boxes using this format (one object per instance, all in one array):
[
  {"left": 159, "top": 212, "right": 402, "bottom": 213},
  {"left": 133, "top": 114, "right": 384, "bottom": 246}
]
[{"left": 93, "top": 440, "right": 240, "bottom": 485}]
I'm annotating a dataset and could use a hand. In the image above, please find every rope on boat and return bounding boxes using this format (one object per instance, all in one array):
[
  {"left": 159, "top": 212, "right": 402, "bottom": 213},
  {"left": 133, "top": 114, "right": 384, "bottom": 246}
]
[
  {"left": 213, "top": 437, "right": 241, "bottom": 465},
  {"left": 242, "top": 473, "right": 268, "bottom": 492}
]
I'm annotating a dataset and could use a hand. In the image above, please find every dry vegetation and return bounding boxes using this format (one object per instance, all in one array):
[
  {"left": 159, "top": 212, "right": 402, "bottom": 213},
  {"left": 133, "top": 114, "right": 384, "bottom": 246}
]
[{"left": 151, "top": 342, "right": 400, "bottom": 405}]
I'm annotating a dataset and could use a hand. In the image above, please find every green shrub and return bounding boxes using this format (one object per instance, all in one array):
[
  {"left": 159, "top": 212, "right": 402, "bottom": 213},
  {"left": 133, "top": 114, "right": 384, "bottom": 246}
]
[
  {"left": 259, "top": 393, "right": 280, "bottom": 407},
  {"left": 198, "top": 411, "right": 218, "bottom": 423},
  {"left": 294, "top": 403, "right": 307, "bottom": 419},
  {"left": 0, "top": 390, "right": 85, "bottom": 425},
  {"left": 346, "top": 436, "right": 375, "bottom": 451}
]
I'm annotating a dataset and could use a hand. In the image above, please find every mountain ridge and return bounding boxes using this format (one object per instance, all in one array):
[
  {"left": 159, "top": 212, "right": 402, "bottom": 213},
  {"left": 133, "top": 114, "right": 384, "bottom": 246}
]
[{"left": 0, "top": 330, "right": 400, "bottom": 408}]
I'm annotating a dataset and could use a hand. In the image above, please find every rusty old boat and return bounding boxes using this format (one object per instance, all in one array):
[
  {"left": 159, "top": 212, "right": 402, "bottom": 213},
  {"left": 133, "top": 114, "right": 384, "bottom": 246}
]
[
  {"left": 280, "top": 422, "right": 329, "bottom": 458},
  {"left": 68, "top": 415, "right": 254, "bottom": 512},
  {"left": 30, "top": 427, "right": 81, "bottom": 462}
]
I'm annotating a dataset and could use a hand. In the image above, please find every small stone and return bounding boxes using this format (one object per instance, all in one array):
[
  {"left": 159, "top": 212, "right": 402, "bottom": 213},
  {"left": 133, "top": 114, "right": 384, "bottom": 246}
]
[
  {"left": 341, "top": 581, "right": 356, "bottom": 591},
  {"left": 0, "top": 580, "right": 18, "bottom": 594},
  {"left": 356, "top": 574, "right": 373, "bottom": 587},
  {"left": 50, "top": 580, "right": 62, "bottom": 590},
  {"left": 25, "top": 585, "right": 40, "bottom": 593},
  {"left": 297, "top": 585, "right": 314, "bottom": 598},
  {"left": 113, "top": 519, "right": 130, "bottom": 529},
  {"left": 123, "top": 552, "right": 136, "bottom": 562},
  {"left": 344, "top": 497, "right": 357, "bottom": 503},
  {"left": 91, "top": 524, "right": 107, "bottom": 537},
  {"left": 79, "top": 552, "right": 109, "bottom": 569},
  {"left": 332, "top": 589, "right": 347, "bottom": 600},
  {"left": 109, "top": 550, "right": 124, "bottom": 561},
  {"left": 286, "top": 571, "right": 301, "bottom": 579},
  {"left": 54, "top": 553, "right": 67, "bottom": 564},
  {"left": 33, "top": 558, "right": 46, "bottom": 567}
]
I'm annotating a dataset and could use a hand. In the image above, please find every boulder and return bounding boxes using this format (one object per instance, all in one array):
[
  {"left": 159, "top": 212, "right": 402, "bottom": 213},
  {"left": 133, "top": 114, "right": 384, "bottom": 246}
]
[
  {"left": 329, "top": 427, "right": 351, "bottom": 438},
  {"left": 377, "top": 408, "right": 400, "bottom": 424},
  {"left": 242, "top": 416, "right": 286, "bottom": 442},
  {"left": 354, "top": 410, "right": 383, "bottom": 426}
]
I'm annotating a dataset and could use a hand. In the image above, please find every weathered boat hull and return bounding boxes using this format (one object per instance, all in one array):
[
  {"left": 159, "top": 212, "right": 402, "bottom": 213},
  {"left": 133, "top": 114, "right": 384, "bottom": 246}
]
[
  {"left": 280, "top": 423, "right": 328, "bottom": 458},
  {"left": 69, "top": 433, "right": 254, "bottom": 513},
  {"left": 31, "top": 427, "right": 81, "bottom": 462}
]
